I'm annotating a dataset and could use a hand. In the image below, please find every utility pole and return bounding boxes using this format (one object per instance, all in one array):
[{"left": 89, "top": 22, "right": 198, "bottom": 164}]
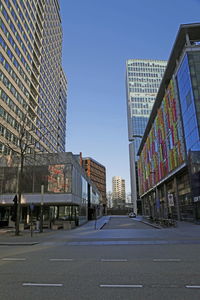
[{"left": 40, "top": 184, "right": 44, "bottom": 232}]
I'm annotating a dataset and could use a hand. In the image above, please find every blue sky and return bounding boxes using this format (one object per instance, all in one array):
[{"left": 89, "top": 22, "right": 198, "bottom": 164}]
[{"left": 60, "top": 0, "right": 200, "bottom": 193}]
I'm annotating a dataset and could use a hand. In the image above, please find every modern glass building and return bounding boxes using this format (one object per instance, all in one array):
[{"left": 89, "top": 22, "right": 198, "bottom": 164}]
[
  {"left": 0, "top": 152, "right": 101, "bottom": 228},
  {"left": 137, "top": 23, "right": 200, "bottom": 222},
  {"left": 126, "top": 59, "right": 167, "bottom": 213},
  {"left": 0, "top": 0, "right": 67, "bottom": 155}
]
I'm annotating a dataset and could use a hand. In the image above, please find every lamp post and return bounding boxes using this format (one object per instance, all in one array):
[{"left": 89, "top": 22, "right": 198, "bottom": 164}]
[{"left": 40, "top": 184, "right": 44, "bottom": 233}]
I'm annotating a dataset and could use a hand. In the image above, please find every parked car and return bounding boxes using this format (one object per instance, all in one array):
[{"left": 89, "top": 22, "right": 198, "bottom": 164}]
[{"left": 128, "top": 212, "right": 136, "bottom": 218}]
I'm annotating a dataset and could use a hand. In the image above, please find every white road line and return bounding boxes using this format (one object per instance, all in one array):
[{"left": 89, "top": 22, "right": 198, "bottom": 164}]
[
  {"left": 100, "top": 285, "right": 143, "bottom": 288},
  {"left": 186, "top": 285, "right": 200, "bottom": 289},
  {"left": 23, "top": 283, "right": 63, "bottom": 287},
  {"left": 2, "top": 258, "right": 26, "bottom": 261},
  {"left": 101, "top": 259, "right": 128, "bottom": 262},
  {"left": 153, "top": 259, "right": 181, "bottom": 262},
  {"left": 49, "top": 258, "right": 73, "bottom": 261}
]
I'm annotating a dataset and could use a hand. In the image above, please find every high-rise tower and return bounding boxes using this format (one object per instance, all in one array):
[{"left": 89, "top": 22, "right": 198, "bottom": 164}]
[
  {"left": 0, "top": 0, "right": 67, "bottom": 155},
  {"left": 112, "top": 176, "right": 126, "bottom": 208},
  {"left": 126, "top": 59, "right": 167, "bottom": 213}
]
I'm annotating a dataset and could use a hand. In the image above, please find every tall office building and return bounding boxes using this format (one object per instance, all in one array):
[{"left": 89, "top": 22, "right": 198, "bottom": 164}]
[
  {"left": 112, "top": 176, "right": 126, "bottom": 208},
  {"left": 0, "top": 0, "right": 67, "bottom": 155},
  {"left": 126, "top": 59, "right": 167, "bottom": 214}
]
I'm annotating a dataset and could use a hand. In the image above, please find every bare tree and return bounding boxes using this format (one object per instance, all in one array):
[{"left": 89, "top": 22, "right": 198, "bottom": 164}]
[{"left": 1, "top": 109, "right": 51, "bottom": 235}]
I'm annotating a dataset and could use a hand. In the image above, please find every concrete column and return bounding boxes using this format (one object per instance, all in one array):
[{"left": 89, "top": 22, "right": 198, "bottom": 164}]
[
  {"left": 186, "top": 33, "right": 191, "bottom": 46},
  {"left": 129, "top": 142, "right": 137, "bottom": 215}
]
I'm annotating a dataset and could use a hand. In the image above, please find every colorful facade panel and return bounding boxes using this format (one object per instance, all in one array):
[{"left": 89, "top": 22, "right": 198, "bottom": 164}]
[{"left": 138, "top": 79, "right": 185, "bottom": 195}]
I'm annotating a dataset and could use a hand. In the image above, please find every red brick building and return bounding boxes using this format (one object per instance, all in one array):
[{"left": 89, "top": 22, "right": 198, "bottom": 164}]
[{"left": 81, "top": 155, "right": 107, "bottom": 208}]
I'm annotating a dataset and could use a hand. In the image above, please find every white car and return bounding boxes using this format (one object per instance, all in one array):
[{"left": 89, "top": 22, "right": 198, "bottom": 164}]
[{"left": 128, "top": 212, "right": 136, "bottom": 218}]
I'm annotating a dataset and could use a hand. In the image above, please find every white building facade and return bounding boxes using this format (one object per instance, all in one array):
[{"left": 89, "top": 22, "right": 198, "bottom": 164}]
[{"left": 112, "top": 176, "right": 126, "bottom": 208}]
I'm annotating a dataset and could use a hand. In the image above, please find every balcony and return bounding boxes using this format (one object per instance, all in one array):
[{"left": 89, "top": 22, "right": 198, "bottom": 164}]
[
  {"left": 31, "top": 73, "right": 39, "bottom": 90},
  {"left": 29, "top": 94, "right": 37, "bottom": 110},
  {"left": 33, "top": 52, "right": 40, "bottom": 68},
  {"left": 35, "top": 31, "right": 42, "bottom": 49},
  {"left": 34, "top": 42, "right": 41, "bottom": 59},
  {"left": 36, "top": 13, "right": 43, "bottom": 32},
  {"left": 35, "top": 23, "right": 42, "bottom": 40},
  {"left": 30, "top": 83, "right": 38, "bottom": 100}
]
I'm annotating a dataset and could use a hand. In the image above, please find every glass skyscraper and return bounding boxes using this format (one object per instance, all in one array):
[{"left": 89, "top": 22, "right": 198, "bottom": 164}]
[
  {"left": 126, "top": 59, "right": 167, "bottom": 213},
  {"left": 0, "top": 0, "right": 67, "bottom": 155}
]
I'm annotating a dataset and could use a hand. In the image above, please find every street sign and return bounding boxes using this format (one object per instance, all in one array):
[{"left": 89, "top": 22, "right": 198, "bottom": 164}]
[{"left": 168, "top": 194, "right": 174, "bottom": 207}]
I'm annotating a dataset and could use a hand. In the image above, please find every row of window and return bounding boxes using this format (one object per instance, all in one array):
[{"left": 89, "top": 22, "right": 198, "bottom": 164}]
[
  {"left": 132, "top": 103, "right": 152, "bottom": 109},
  {"left": 25, "top": 0, "right": 36, "bottom": 24},
  {"left": 131, "top": 97, "right": 155, "bottom": 103},
  {"left": 128, "top": 75, "right": 162, "bottom": 83},
  {"left": 2, "top": 1, "right": 33, "bottom": 51},
  {"left": 128, "top": 71, "right": 164, "bottom": 78},
  {"left": 1, "top": 55, "right": 30, "bottom": 101},
  {"left": 128, "top": 81, "right": 160, "bottom": 88},
  {"left": 0, "top": 123, "right": 20, "bottom": 149},
  {"left": 0, "top": 105, "right": 36, "bottom": 149},
  {"left": 1, "top": 18, "right": 32, "bottom": 64},
  {"left": 40, "top": 59, "right": 60, "bottom": 103},
  {"left": 128, "top": 61, "right": 166, "bottom": 67},
  {"left": 0, "top": 95, "right": 51, "bottom": 155},
  {"left": 1, "top": 72, "right": 29, "bottom": 111},
  {"left": 8, "top": 0, "right": 35, "bottom": 35},
  {"left": 128, "top": 67, "right": 165, "bottom": 73},
  {"left": 1, "top": 51, "right": 30, "bottom": 89},
  {"left": 129, "top": 87, "right": 158, "bottom": 93},
  {"left": 39, "top": 70, "right": 59, "bottom": 112},
  {"left": 131, "top": 109, "right": 152, "bottom": 116},
  {"left": 0, "top": 89, "right": 34, "bottom": 132},
  {"left": 0, "top": 142, "right": 12, "bottom": 155},
  {"left": 1, "top": 35, "right": 31, "bottom": 75},
  {"left": 37, "top": 108, "right": 58, "bottom": 149}
]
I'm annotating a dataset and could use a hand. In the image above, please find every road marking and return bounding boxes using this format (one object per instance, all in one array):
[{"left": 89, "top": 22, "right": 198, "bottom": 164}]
[
  {"left": 23, "top": 283, "right": 63, "bottom": 287},
  {"left": 101, "top": 259, "right": 128, "bottom": 262},
  {"left": 2, "top": 258, "right": 26, "bottom": 261},
  {"left": 100, "top": 284, "right": 143, "bottom": 288},
  {"left": 153, "top": 259, "right": 181, "bottom": 262},
  {"left": 49, "top": 258, "right": 73, "bottom": 261},
  {"left": 186, "top": 285, "right": 200, "bottom": 289}
]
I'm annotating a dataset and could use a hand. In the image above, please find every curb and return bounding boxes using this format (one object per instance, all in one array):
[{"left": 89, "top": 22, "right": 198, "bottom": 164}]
[
  {"left": 0, "top": 242, "right": 39, "bottom": 246},
  {"left": 140, "top": 220, "right": 161, "bottom": 229}
]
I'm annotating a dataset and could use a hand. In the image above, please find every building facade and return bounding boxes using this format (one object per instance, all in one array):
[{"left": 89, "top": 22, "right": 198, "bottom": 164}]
[
  {"left": 137, "top": 23, "right": 200, "bottom": 222},
  {"left": 126, "top": 59, "right": 167, "bottom": 214},
  {"left": 81, "top": 156, "right": 106, "bottom": 215},
  {"left": 112, "top": 176, "right": 126, "bottom": 208},
  {"left": 0, "top": 0, "right": 67, "bottom": 155},
  {"left": 0, "top": 152, "right": 101, "bottom": 228}
]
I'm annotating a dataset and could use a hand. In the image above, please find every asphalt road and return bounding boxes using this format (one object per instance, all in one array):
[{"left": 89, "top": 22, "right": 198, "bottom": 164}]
[{"left": 0, "top": 216, "right": 200, "bottom": 300}]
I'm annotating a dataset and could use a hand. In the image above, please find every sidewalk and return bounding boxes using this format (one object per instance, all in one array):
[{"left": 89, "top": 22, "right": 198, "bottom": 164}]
[
  {"left": 140, "top": 215, "right": 200, "bottom": 232},
  {"left": 0, "top": 215, "right": 111, "bottom": 244}
]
